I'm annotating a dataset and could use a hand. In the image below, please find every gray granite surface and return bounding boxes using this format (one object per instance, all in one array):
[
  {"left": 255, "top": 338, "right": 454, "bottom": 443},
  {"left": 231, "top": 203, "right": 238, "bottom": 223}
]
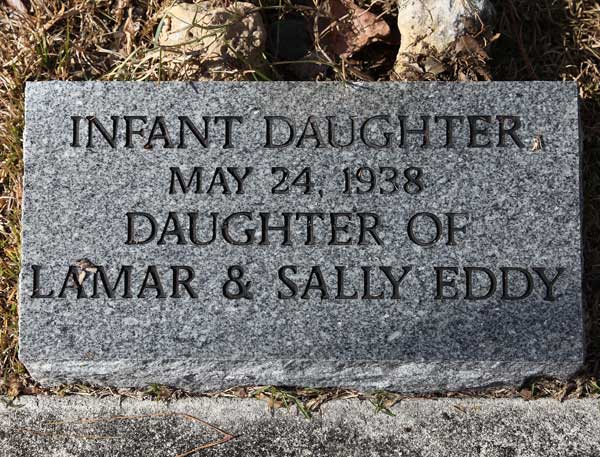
[{"left": 20, "top": 81, "right": 584, "bottom": 392}]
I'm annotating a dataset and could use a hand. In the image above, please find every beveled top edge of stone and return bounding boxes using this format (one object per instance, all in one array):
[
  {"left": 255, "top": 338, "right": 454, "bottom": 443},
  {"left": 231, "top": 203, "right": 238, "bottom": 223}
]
[
  {"left": 24, "top": 80, "right": 578, "bottom": 86},
  {"left": 24, "top": 79, "right": 579, "bottom": 94}
]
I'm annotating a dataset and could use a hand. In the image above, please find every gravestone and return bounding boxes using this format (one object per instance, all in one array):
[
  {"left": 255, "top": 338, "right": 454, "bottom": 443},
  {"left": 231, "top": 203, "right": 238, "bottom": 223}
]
[{"left": 19, "top": 81, "right": 584, "bottom": 392}]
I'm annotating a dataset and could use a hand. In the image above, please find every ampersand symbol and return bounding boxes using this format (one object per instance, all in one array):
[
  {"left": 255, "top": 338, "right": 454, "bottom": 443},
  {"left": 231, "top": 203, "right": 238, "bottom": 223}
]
[{"left": 223, "top": 266, "right": 254, "bottom": 299}]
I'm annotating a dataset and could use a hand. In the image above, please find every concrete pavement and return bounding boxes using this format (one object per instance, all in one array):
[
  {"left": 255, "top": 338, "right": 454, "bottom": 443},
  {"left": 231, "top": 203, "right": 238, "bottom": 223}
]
[{"left": 1, "top": 395, "right": 599, "bottom": 456}]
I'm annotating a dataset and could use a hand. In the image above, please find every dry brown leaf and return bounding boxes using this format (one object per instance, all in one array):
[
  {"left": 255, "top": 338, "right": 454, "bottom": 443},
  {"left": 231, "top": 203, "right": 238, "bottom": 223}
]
[
  {"left": 6, "top": 0, "right": 27, "bottom": 15},
  {"left": 267, "top": 396, "right": 284, "bottom": 409},
  {"left": 121, "top": 7, "right": 135, "bottom": 57},
  {"left": 455, "top": 35, "right": 489, "bottom": 60},
  {"left": 113, "top": 0, "right": 131, "bottom": 31},
  {"left": 7, "top": 373, "right": 24, "bottom": 397},
  {"left": 422, "top": 56, "right": 446, "bottom": 75},
  {"left": 518, "top": 388, "right": 533, "bottom": 401},
  {"left": 325, "top": 0, "right": 392, "bottom": 58}
]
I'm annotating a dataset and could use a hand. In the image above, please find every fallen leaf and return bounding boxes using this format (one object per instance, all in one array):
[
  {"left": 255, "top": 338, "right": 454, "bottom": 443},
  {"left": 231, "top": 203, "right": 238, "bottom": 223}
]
[
  {"left": 421, "top": 56, "right": 445, "bottom": 75},
  {"left": 6, "top": 373, "right": 24, "bottom": 398},
  {"left": 531, "top": 134, "right": 544, "bottom": 151},
  {"left": 113, "top": 0, "right": 131, "bottom": 30},
  {"left": 6, "top": 0, "right": 27, "bottom": 15},
  {"left": 455, "top": 35, "right": 488, "bottom": 60},
  {"left": 518, "top": 388, "right": 533, "bottom": 400},
  {"left": 122, "top": 8, "right": 138, "bottom": 56},
  {"left": 324, "top": 0, "right": 392, "bottom": 58}
]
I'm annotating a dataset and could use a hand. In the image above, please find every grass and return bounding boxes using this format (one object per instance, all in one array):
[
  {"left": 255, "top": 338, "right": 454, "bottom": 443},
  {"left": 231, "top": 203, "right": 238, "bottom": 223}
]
[{"left": 0, "top": 0, "right": 599, "bottom": 410}]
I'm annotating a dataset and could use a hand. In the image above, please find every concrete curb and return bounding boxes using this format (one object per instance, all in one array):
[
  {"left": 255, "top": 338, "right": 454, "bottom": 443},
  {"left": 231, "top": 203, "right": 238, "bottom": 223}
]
[{"left": 1, "top": 396, "right": 599, "bottom": 456}]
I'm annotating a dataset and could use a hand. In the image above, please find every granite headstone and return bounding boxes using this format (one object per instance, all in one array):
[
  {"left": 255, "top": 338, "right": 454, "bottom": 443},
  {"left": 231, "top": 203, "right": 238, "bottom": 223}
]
[{"left": 20, "top": 81, "right": 584, "bottom": 391}]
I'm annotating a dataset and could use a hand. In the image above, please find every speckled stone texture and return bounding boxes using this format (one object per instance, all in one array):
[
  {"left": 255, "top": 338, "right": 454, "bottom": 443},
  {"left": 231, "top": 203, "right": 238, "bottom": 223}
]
[
  {"left": 20, "top": 81, "right": 584, "bottom": 392},
  {"left": 3, "top": 396, "right": 600, "bottom": 457}
]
